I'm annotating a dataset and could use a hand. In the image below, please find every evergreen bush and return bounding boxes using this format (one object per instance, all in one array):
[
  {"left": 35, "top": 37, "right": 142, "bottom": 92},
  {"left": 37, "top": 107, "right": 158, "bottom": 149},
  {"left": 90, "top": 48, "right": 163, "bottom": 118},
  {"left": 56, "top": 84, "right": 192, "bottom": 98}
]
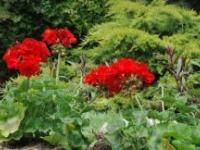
[{"left": 78, "top": 0, "right": 200, "bottom": 75}]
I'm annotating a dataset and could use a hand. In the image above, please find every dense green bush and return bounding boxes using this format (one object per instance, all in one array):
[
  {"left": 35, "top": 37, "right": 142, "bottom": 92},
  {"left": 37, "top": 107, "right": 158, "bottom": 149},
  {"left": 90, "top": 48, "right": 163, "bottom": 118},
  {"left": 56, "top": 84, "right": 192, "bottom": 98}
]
[
  {"left": 0, "top": 0, "right": 109, "bottom": 82},
  {"left": 0, "top": 0, "right": 108, "bottom": 49},
  {"left": 77, "top": 0, "right": 200, "bottom": 75}
]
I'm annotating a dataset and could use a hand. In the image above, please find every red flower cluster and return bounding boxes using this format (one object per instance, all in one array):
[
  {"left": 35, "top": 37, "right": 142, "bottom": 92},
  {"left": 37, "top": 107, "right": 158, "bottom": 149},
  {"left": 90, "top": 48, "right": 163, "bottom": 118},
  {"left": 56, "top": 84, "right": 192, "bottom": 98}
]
[
  {"left": 42, "top": 28, "right": 77, "bottom": 46},
  {"left": 84, "top": 58, "right": 155, "bottom": 96},
  {"left": 3, "top": 38, "right": 50, "bottom": 77}
]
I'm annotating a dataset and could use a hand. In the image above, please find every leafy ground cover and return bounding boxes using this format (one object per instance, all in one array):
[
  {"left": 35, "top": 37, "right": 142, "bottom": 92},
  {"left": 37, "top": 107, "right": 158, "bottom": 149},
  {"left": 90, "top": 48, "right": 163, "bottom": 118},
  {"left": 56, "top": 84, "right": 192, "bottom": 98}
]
[{"left": 0, "top": 0, "right": 200, "bottom": 150}]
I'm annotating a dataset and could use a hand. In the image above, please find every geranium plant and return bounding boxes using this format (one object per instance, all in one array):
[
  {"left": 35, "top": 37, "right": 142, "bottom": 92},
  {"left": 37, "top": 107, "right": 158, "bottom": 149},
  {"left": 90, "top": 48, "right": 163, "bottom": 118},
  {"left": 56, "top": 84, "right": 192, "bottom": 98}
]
[
  {"left": 3, "top": 27, "right": 77, "bottom": 82},
  {"left": 84, "top": 58, "right": 155, "bottom": 96},
  {"left": 42, "top": 28, "right": 77, "bottom": 46},
  {"left": 42, "top": 27, "right": 77, "bottom": 83}
]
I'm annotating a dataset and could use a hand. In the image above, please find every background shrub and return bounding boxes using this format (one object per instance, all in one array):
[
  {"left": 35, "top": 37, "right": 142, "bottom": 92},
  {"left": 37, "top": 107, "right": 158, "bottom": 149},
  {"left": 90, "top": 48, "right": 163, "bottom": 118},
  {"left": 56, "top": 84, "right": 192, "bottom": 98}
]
[
  {"left": 77, "top": 0, "right": 200, "bottom": 75},
  {"left": 0, "top": 0, "right": 109, "bottom": 82}
]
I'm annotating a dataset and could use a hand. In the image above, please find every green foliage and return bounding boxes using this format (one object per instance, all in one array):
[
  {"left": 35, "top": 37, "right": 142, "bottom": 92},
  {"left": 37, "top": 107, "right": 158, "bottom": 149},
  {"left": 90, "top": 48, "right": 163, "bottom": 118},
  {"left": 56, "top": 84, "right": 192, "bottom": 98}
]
[
  {"left": 0, "top": 68, "right": 200, "bottom": 149},
  {"left": 0, "top": 6, "right": 11, "bottom": 20},
  {"left": 87, "top": 65, "right": 200, "bottom": 148},
  {"left": 147, "top": 122, "right": 200, "bottom": 150},
  {"left": 0, "top": 74, "right": 88, "bottom": 149},
  {"left": 0, "top": 102, "right": 25, "bottom": 141},
  {"left": 0, "top": 0, "right": 108, "bottom": 49},
  {"left": 78, "top": 0, "right": 200, "bottom": 75},
  {"left": 82, "top": 112, "right": 126, "bottom": 142}
]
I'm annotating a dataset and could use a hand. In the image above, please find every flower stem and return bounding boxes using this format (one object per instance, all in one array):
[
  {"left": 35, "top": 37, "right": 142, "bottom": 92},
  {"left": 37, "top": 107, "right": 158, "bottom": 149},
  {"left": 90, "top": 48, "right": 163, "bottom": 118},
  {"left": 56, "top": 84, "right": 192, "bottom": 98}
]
[
  {"left": 26, "top": 78, "right": 30, "bottom": 100},
  {"left": 56, "top": 53, "right": 61, "bottom": 84}
]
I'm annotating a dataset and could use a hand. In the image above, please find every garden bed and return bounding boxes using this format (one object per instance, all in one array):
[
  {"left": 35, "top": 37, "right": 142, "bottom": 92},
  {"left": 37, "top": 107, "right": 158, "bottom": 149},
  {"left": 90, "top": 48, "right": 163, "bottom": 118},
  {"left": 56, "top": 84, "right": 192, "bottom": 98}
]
[{"left": 0, "top": 0, "right": 200, "bottom": 150}]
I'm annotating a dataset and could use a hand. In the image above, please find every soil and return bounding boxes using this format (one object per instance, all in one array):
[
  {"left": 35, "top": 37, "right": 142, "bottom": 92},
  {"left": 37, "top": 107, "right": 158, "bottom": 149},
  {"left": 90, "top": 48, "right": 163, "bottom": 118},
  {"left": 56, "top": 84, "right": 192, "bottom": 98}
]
[
  {"left": 0, "top": 139, "right": 62, "bottom": 150},
  {"left": 0, "top": 143, "right": 62, "bottom": 150}
]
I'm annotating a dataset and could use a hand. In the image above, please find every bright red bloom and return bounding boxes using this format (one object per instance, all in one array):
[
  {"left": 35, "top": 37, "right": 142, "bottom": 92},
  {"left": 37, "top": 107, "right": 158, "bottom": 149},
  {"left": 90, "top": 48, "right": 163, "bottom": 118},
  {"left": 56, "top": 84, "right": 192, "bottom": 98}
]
[
  {"left": 21, "top": 38, "right": 50, "bottom": 62},
  {"left": 84, "top": 58, "right": 155, "bottom": 96},
  {"left": 84, "top": 65, "right": 123, "bottom": 95},
  {"left": 111, "top": 58, "right": 155, "bottom": 85},
  {"left": 84, "top": 65, "right": 108, "bottom": 86},
  {"left": 3, "top": 43, "right": 21, "bottom": 69},
  {"left": 143, "top": 72, "right": 155, "bottom": 85},
  {"left": 3, "top": 38, "right": 50, "bottom": 77},
  {"left": 42, "top": 28, "right": 58, "bottom": 44},
  {"left": 57, "top": 28, "right": 77, "bottom": 46},
  {"left": 17, "top": 56, "right": 41, "bottom": 77},
  {"left": 41, "top": 27, "right": 77, "bottom": 47}
]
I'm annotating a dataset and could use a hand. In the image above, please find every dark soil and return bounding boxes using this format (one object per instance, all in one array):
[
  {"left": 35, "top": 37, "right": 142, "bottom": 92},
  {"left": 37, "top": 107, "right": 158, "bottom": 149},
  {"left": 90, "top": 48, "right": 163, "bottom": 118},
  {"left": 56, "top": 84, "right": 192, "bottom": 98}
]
[{"left": 0, "top": 138, "right": 62, "bottom": 150}]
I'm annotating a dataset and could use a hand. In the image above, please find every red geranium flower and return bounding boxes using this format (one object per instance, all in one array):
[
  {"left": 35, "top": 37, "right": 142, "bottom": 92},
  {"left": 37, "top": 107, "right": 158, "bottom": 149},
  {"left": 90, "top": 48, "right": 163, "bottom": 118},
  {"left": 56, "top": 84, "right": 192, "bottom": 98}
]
[
  {"left": 21, "top": 38, "right": 50, "bottom": 62},
  {"left": 111, "top": 58, "right": 155, "bottom": 85},
  {"left": 3, "top": 43, "right": 21, "bottom": 69},
  {"left": 17, "top": 56, "right": 41, "bottom": 77},
  {"left": 57, "top": 28, "right": 77, "bottom": 46},
  {"left": 84, "top": 58, "right": 155, "bottom": 96},
  {"left": 41, "top": 27, "right": 77, "bottom": 47},
  {"left": 42, "top": 28, "right": 58, "bottom": 44},
  {"left": 84, "top": 65, "right": 123, "bottom": 96},
  {"left": 3, "top": 38, "right": 50, "bottom": 77}
]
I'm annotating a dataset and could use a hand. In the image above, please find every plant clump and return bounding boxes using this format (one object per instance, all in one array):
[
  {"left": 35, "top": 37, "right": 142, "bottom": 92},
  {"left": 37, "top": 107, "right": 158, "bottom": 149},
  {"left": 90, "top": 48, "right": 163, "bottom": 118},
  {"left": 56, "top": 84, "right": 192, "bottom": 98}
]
[{"left": 84, "top": 58, "right": 155, "bottom": 96}]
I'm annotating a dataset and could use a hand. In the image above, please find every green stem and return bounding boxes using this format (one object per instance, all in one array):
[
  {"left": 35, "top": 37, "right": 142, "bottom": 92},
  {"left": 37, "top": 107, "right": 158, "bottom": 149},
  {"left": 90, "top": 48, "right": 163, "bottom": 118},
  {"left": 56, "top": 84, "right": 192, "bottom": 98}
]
[
  {"left": 25, "top": 78, "right": 30, "bottom": 101},
  {"left": 135, "top": 96, "right": 143, "bottom": 111},
  {"left": 56, "top": 53, "right": 61, "bottom": 84},
  {"left": 27, "top": 78, "right": 30, "bottom": 89}
]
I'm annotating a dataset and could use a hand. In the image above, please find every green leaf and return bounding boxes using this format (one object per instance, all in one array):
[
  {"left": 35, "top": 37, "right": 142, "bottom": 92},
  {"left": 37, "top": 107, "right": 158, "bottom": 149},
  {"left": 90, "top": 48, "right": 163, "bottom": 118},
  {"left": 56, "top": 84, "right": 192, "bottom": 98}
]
[
  {"left": 0, "top": 102, "right": 25, "bottom": 141},
  {"left": 82, "top": 111, "right": 126, "bottom": 141},
  {"left": 42, "top": 132, "right": 70, "bottom": 149},
  {"left": 172, "top": 140, "right": 195, "bottom": 150},
  {"left": 0, "top": 6, "right": 11, "bottom": 20}
]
